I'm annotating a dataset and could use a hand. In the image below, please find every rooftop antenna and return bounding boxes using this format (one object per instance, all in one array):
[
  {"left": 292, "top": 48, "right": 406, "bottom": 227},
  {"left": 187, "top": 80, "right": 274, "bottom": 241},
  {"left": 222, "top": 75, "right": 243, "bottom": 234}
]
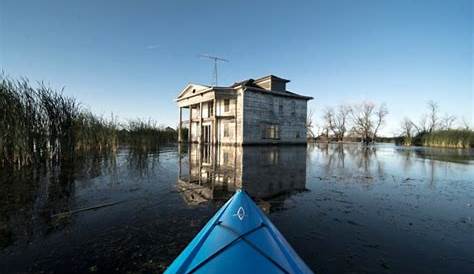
[{"left": 198, "top": 54, "right": 229, "bottom": 86}]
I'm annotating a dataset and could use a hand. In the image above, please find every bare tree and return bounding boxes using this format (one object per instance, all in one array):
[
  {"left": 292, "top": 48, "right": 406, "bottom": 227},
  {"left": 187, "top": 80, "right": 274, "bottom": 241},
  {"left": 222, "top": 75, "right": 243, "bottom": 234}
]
[
  {"left": 461, "top": 117, "right": 471, "bottom": 130},
  {"left": 350, "top": 102, "right": 376, "bottom": 144},
  {"left": 412, "top": 114, "right": 428, "bottom": 134},
  {"left": 400, "top": 117, "right": 414, "bottom": 145},
  {"left": 440, "top": 113, "right": 456, "bottom": 130},
  {"left": 350, "top": 102, "right": 388, "bottom": 144},
  {"left": 372, "top": 103, "right": 388, "bottom": 141},
  {"left": 427, "top": 100, "right": 439, "bottom": 133},
  {"left": 321, "top": 105, "right": 353, "bottom": 142},
  {"left": 322, "top": 107, "right": 335, "bottom": 141},
  {"left": 306, "top": 108, "right": 316, "bottom": 138},
  {"left": 332, "top": 104, "right": 351, "bottom": 142}
]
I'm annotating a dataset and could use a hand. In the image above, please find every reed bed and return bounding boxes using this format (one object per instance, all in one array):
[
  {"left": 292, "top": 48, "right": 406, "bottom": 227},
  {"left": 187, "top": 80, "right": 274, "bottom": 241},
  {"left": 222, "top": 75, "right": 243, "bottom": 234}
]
[
  {"left": 420, "top": 130, "right": 474, "bottom": 148},
  {"left": 0, "top": 75, "right": 118, "bottom": 169},
  {"left": 119, "top": 119, "right": 177, "bottom": 151}
]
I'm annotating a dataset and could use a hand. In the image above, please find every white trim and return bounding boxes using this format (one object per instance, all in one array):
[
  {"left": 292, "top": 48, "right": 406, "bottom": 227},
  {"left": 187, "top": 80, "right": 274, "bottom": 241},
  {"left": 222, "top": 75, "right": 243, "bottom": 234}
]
[{"left": 176, "top": 83, "right": 210, "bottom": 100}]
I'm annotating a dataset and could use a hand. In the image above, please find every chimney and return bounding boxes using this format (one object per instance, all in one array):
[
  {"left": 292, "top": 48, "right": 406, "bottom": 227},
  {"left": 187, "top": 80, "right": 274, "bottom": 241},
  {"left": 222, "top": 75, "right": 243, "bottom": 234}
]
[{"left": 254, "top": 75, "right": 290, "bottom": 92}]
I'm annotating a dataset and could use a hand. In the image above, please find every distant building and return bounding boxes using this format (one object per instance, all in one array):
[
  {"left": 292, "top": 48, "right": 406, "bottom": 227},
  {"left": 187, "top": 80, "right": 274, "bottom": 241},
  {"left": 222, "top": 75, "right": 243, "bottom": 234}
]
[{"left": 177, "top": 75, "right": 313, "bottom": 145}]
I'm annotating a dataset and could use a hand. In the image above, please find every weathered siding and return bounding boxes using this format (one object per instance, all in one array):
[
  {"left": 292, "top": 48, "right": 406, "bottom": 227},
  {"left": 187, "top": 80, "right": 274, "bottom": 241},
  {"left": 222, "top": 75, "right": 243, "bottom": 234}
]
[
  {"left": 243, "top": 90, "right": 307, "bottom": 144},
  {"left": 215, "top": 89, "right": 244, "bottom": 145}
]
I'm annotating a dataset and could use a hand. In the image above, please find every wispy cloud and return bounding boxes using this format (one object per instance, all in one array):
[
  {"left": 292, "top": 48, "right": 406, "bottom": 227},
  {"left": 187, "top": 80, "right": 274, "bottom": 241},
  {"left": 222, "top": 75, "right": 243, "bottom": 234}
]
[{"left": 146, "top": 44, "right": 160, "bottom": 50}]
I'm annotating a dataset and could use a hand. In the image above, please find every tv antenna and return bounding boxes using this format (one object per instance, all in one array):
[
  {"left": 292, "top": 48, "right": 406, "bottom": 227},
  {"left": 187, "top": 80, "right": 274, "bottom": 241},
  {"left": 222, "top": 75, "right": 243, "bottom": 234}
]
[{"left": 198, "top": 54, "right": 229, "bottom": 86}]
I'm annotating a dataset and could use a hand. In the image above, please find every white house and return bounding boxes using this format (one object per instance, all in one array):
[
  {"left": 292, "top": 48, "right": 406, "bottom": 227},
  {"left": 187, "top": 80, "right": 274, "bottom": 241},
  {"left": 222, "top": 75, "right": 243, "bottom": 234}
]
[{"left": 176, "top": 75, "right": 313, "bottom": 145}]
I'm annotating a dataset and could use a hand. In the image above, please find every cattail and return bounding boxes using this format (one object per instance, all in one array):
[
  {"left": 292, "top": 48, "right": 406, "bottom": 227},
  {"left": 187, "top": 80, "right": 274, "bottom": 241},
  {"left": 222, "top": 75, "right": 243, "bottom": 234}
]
[{"left": 0, "top": 74, "right": 119, "bottom": 169}]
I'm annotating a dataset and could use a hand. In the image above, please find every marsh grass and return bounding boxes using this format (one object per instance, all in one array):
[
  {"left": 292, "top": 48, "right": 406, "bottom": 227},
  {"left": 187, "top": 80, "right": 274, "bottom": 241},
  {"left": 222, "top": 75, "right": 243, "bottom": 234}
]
[
  {"left": 0, "top": 75, "right": 118, "bottom": 169},
  {"left": 119, "top": 119, "right": 177, "bottom": 151},
  {"left": 1, "top": 74, "right": 181, "bottom": 170},
  {"left": 419, "top": 130, "right": 474, "bottom": 148},
  {"left": 400, "top": 129, "right": 474, "bottom": 148}
]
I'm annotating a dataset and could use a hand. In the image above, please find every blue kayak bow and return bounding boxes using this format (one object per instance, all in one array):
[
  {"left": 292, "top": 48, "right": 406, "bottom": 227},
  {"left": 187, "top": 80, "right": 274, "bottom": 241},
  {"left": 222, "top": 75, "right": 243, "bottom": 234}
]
[{"left": 165, "top": 190, "right": 314, "bottom": 274}]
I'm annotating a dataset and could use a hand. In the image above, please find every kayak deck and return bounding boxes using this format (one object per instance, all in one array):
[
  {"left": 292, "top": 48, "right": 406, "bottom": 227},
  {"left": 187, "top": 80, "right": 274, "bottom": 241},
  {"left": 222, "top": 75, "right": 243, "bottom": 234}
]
[{"left": 165, "top": 190, "right": 313, "bottom": 274}]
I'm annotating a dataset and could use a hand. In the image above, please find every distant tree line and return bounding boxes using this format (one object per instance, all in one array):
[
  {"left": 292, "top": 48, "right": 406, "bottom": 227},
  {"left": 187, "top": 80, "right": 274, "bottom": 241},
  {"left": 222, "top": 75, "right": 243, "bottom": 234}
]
[
  {"left": 307, "top": 101, "right": 388, "bottom": 144},
  {"left": 307, "top": 100, "right": 473, "bottom": 148},
  {"left": 0, "top": 74, "right": 178, "bottom": 169},
  {"left": 398, "top": 101, "right": 473, "bottom": 148}
]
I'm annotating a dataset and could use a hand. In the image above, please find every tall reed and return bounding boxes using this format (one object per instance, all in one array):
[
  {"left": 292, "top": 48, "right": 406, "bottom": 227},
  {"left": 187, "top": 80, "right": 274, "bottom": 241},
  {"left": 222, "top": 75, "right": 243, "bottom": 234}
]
[
  {"left": 119, "top": 119, "right": 177, "bottom": 151},
  {"left": 0, "top": 75, "right": 118, "bottom": 169},
  {"left": 420, "top": 129, "right": 474, "bottom": 148}
]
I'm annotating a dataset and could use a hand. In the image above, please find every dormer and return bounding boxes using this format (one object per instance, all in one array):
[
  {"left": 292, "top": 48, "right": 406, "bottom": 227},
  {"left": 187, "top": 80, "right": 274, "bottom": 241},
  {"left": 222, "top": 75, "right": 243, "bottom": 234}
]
[{"left": 254, "top": 75, "right": 290, "bottom": 92}]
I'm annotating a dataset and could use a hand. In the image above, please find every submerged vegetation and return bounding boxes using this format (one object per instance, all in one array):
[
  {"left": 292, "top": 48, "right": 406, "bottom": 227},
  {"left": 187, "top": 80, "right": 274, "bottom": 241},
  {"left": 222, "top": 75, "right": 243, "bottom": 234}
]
[{"left": 0, "top": 75, "right": 177, "bottom": 169}]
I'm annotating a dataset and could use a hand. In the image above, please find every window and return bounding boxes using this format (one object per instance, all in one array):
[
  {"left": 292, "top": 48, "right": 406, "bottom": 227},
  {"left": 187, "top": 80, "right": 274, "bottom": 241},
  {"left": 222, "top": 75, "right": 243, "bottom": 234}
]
[
  {"left": 291, "top": 101, "right": 296, "bottom": 115},
  {"left": 224, "top": 99, "right": 230, "bottom": 112},
  {"left": 203, "top": 148, "right": 210, "bottom": 164},
  {"left": 208, "top": 102, "right": 213, "bottom": 118},
  {"left": 223, "top": 152, "right": 229, "bottom": 164},
  {"left": 262, "top": 124, "right": 280, "bottom": 139},
  {"left": 224, "top": 123, "right": 229, "bottom": 137},
  {"left": 279, "top": 104, "right": 283, "bottom": 114}
]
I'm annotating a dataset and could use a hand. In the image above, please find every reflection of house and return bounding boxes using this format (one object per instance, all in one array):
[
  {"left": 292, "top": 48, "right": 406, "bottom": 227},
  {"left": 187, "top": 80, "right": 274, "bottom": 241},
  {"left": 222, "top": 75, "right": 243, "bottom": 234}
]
[
  {"left": 177, "top": 145, "right": 307, "bottom": 205},
  {"left": 176, "top": 75, "right": 313, "bottom": 145}
]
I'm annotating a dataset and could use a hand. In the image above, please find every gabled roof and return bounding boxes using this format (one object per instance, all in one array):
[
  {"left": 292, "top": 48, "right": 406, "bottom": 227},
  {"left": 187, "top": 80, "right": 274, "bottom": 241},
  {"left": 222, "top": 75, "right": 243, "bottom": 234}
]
[
  {"left": 176, "top": 75, "right": 313, "bottom": 101},
  {"left": 176, "top": 83, "right": 211, "bottom": 99}
]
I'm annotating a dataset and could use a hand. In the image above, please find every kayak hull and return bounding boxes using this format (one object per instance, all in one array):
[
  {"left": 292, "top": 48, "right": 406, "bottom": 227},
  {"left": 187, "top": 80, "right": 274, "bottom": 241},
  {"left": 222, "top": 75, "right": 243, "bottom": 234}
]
[{"left": 165, "top": 190, "right": 313, "bottom": 274}]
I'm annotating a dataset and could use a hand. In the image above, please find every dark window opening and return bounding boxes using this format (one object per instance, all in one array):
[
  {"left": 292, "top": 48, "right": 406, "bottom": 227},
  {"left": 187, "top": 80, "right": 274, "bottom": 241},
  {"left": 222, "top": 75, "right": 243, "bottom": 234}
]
[
  {"left": 224, "top": 99, "right": 230, "bottom": 112},
  {"left": 208, "top": 102, "right": 213, "bottom": 118},
  {"left": 224, "top": 123, "right": 229, "bottom": 137},
  {"left": 223, "top": 152, "right": 229, "bottom": 164},
  {"left": 262, "top": 124, "right": 280, "bottom": 139}
]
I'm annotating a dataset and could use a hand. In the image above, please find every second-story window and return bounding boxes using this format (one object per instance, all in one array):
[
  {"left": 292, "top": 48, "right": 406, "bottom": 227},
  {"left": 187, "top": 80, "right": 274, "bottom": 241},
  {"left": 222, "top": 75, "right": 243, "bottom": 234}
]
[
  {"left": 208, "top": 102, "right": 213, "bottom": 118},
  {"left": 224, "top": 99, "right": 230, "bottom": 112}
]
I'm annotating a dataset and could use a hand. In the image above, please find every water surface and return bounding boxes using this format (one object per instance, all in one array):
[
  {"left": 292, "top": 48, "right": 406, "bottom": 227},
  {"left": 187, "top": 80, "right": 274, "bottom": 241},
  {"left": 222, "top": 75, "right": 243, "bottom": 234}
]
[{"left": 0, "top": 143, "right": 473, "bottom": 273}]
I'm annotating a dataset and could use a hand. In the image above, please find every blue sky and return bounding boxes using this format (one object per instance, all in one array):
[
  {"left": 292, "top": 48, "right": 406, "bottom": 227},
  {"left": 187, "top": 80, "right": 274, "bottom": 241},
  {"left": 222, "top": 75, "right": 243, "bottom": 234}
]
[{"left": 1, "top": 0, "right": 472, "bottom": 136}]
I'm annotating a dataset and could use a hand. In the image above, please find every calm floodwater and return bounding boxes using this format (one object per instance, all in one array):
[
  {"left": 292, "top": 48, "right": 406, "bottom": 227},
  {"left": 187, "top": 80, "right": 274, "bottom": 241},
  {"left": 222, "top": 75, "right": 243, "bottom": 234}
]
[{"left": 0, "top": 144, "right": 473, "bottom": 274}]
